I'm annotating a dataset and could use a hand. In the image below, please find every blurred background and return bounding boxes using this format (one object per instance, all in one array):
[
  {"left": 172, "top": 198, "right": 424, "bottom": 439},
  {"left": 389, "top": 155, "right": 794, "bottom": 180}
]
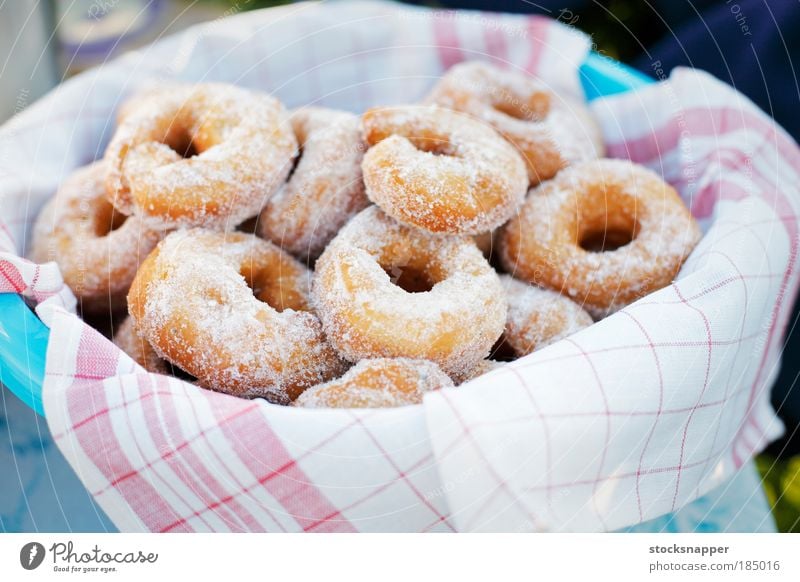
[{"left": 1, "top": 0, "right": 799, "bottom": 532}]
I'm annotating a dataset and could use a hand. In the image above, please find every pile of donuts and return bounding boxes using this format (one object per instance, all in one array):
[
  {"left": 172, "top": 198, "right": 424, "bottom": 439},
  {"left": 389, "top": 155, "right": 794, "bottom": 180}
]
[{"left": 31, "top": 62, "right": 701, "bottom": 409}]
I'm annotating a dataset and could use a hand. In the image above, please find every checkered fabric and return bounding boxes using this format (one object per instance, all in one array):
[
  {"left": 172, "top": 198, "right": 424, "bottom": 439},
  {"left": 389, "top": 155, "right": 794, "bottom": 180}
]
[{"left": 1, "top": 1, "right": 798, "bottom": 532}]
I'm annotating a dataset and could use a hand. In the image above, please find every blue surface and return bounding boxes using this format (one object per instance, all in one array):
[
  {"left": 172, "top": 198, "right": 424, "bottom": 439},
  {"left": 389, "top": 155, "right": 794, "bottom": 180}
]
[
  {"left": 579, "top": 52, "right": 653, "bottom": 99},
  {"left": 0, "top": 387, "right": 115, "bottom": 532},
  {"left": 0, "top": 294, "right": 47, "bottom": 416},
  {"left": 0, "top": 54, "right": 776, "bottom": 533}
]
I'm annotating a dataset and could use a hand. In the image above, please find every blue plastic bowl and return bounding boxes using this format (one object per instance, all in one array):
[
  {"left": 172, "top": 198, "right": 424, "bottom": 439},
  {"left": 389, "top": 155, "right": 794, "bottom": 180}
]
[{"left": 0, "top": 52, "right": 652, "bottom": 417}]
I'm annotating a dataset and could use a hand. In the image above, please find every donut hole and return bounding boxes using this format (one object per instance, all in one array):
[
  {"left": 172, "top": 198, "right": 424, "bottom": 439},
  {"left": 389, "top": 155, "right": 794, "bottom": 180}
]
[
  {"left": 108, "top": 211, "right": 127, "bottom": 232},
  {"left": 493, "top": 101, "right": 534, "bottom": 121},
  {"left": 241, "top": 264, "right": 308, "bottom": 312},
  {"left": 94, "top": 201, "right": 128, "bottom": 236},
  {"left": 378, "top": 248, "right": 443, "bottom": 293},
  {"left": 408, "top": 135, "right": 454, "bottom": 157},
  {"left": 383, "top": 264, "right": 436, "bottom": 293},
  {"left": 164, "top": 128, "right": 199, "bottom": 159},
  {"left": 578, "top": 215, "right": 639, "bottom": 253},
  {"left": 492, "top": 92, "right": 550, "bottom": 121}
]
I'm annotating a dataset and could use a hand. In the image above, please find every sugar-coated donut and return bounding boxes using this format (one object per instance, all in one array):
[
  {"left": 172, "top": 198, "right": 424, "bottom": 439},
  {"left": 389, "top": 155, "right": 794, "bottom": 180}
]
[
  {"left": 30, "top": 161, "right": 163, "bottom": 313},
  {"left": 105, "top": 83, "right": 297, "bottom": 230},
  {"left": 459, "top": 359, "right": 505, "bottom": 384},
  {"left": 128, "top": 229, "right": 346, "bottom": 403},
  {"left": 113, "top": 316, "right": 168, "bottom": 374},
  {"left": 425, "top": 61, "right": 604, "bottom": 185},
  {"left": 499, "top": 159, "right": 701, "bottom": 318},
  {"left": 501, "top": 275, "right": 593, "bottom": 356},
  {"left": 294, "top": 358, "right": 453, "bottom": 408},
  {"left": 115, "top": 83, "right": 173, "bottom": 125},
  {"left": 361, "top": 105, "right": 527, "bottom": 234},
  {"left": 258, "top": 107, "right": 369, "bottom": 260},
  {"left": 313, "top": 206, "right": 507, "bottom": 378}
]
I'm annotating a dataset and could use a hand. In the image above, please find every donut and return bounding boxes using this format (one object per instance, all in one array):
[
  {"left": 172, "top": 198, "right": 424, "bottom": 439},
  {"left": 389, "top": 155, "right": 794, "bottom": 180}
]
[
  {"left": 294, "top": 358, "right": 453, "bottom": 408},
  {"left": 425, "top": 61, "right": 604, "bottom": 185},
  {"left": 459, "top": 359, "right": 505, "bottom": 384},
  {"left": 499, "top": 159, "right": 702, "bottom": 318},
  {"left": 361, "top": 105, "right": 527, "bottom": 234},
  {"left": 128, "top": 229, "right": 346, "bottom": 403},
  {"left": 113, "top": 316, "right": 168, "bottom": 374},
  {"left": 105, "top": 83, "right": 297, "bottom": 230},
  {"left": 258, "top": 107, "right": 369, "bottom": 260},
  {"left": 501, "top": 275, "right": 593, "bottom": 357},
  {"left": 313, "top": 206, "right": 507, "bottom": 379},
  {"left": 30, "top": 161, "right": 163, "bottom": 313},
  {"left": 115, "top": 83, "right": 174, "bottom": 125}
]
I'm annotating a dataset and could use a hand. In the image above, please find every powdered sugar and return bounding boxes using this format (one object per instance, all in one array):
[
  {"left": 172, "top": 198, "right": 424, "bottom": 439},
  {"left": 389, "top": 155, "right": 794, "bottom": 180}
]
[
  {"left": 47, "top": 75, "right": 697, "bottom": 408},
  {"left": 425, "top": 61, "right": 603, "bottom": 185},
  {"left": 501, "top": 274, "right": 593, "bottom": 355},
  {"left": 294, "top": 358, "right": 453, "bottom": 408},
  {"left": 361, "top": 105, "right": 528, "bottom": 234},
  {"left": 313, "top": 206, "right": 507, "bottom": 380},
  {"left": 458, "top": 359, "right": 505, "bottom": 384},
  {"left": 499, "top": 159, "right": 702, "bottom": 318},
  {"left": 130, "top": 229, "right": 345, "bottom": 403},
  {"left": 29, "top": 160, "right": 163, "bottom": 313},
  {"left": 104, "top": 83, "right": 298, "bottom": 230},
  {"left": 113, "top": 316, "right": 168, "bottom": 374},
  {"left": 258, "top": 107, "right": 369, "bottom": 260}
]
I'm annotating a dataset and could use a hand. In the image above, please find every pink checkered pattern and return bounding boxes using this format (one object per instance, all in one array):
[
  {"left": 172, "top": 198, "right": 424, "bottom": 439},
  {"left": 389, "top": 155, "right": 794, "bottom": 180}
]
[{"left": 1, "top": 1, "right": 798, "bottom": 532}]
